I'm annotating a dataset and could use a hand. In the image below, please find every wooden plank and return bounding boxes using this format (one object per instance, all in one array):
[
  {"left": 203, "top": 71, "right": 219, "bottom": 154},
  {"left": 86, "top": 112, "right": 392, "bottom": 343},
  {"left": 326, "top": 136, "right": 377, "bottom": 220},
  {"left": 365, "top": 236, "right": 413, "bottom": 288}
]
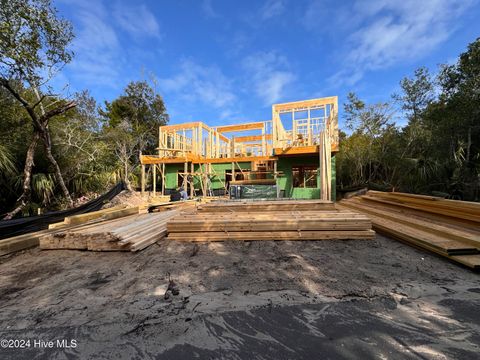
[
  {"left": 63, "top": 206, "right": 136, "bottom": 225},
  {"left": 40, "top": 210, "right": 179, "bottom": 252},
  {"left": 234, "top": 134, "right": 272, "bottom": 143},
  {"left": 361, "top": 195, "right": 480, "bottom": 223},
  {"left": 167, "top": 230, "right": 375, "bottom": 242},
  {"left": 336, "top": 204, "right": 477, "bottom": 255},
  {"left": 273, "top": 97, "right": 338, "bottom": 112},
  {"left": 368, "top": 191, "right": 480, "bottom": 215},
  {"left": 339, "top": 200, "right": 480, "bottom": 248},
  {"left": 216, "top": 122, "right": 265, "bottom": 133}
]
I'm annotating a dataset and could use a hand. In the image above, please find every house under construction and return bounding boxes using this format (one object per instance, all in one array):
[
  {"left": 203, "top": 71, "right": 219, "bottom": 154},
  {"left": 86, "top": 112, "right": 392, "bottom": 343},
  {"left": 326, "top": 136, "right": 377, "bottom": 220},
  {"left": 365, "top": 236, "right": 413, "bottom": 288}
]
[{"left": 139, "top": 96, "right": 339, "bottom": 200}]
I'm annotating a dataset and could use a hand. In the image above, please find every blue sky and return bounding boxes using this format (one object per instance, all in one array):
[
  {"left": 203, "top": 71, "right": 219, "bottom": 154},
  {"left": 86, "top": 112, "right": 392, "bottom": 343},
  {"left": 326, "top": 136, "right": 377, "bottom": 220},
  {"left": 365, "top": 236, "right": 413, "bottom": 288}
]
[{"left": 54, "top": 0, "right": 480, "bottom": 129}]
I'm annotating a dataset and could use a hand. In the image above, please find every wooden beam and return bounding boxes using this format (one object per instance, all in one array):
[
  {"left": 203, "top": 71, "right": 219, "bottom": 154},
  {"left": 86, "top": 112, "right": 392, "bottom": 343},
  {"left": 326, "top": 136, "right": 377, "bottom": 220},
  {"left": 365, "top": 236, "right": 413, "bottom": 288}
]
[
  {"left": 194, "top": 155, "right": 278, "bottom": 164},
  {"left": 235, "top": 134, "right": 272, "bottom": 142},
  {"left": 160, "top": 122, "right": 202, "bottom": 131},
  {"left": 216, "top": 122, "right": 265, "bottom": 133},
  {"left": 273, "top": 97, "right": 338, "bottom": 113}
]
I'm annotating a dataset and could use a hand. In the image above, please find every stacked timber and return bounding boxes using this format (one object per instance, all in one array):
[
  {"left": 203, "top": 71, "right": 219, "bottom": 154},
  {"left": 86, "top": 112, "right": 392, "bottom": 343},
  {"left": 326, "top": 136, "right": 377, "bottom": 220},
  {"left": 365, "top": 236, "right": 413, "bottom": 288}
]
[
  {"left": 167, "top": 207, "right": 374, "bottom": 241},
  {"left": 40, "top": 210, "right": 178, "bottom": 252},
  {"left": 338, "top": 191, "right": 480, "bottom": 269},
  {"left": 1, "top": 206, "right": 141, "bottom": 256},
  {"left": 197, "top": 199, "right": 336, "bottom": 212}
]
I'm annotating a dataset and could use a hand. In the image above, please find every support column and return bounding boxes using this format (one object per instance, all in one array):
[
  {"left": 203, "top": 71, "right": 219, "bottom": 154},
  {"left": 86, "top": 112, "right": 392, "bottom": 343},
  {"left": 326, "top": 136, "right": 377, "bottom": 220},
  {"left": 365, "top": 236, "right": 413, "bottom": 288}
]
[
  {"left": 184, "top": 162, "right": 188, "bottom": 193},
  {"left": 153, "top": 164, "right": 156, "bottom": 198},
  {"left": 161, "top": 163, "right": 165, "bottom": 196},
  {"left": 190, "top": 162, "right": 194, "bottom": 198},
  {"left": 141, "top": 164, "right": 145, "bottom": 197}
]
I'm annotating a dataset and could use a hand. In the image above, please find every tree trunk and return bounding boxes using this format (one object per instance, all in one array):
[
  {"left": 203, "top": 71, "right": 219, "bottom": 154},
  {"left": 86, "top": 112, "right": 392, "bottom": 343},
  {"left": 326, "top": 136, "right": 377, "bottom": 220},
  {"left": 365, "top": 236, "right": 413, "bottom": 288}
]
[
  {"left": 3, "top": 131, "right": 40, "bottom": 220},
  {"left": 124, "top": 160, "right": 133, "bottom": 192},
  {"left": 40, "top": 127, "right": 74, "bottom": 207}
]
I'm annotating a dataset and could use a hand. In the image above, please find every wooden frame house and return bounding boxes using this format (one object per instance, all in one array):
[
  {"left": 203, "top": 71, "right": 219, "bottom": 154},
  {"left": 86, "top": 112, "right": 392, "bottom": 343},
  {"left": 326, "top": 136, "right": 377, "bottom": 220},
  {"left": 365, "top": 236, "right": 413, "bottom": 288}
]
[{"left": 140, "top": 96, "right": 338, "bottom": 200}]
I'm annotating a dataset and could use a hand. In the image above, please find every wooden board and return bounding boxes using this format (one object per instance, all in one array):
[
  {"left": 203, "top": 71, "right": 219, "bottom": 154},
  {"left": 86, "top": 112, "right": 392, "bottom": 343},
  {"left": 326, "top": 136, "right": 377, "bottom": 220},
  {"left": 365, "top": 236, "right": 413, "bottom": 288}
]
[
  {"left": 40, "top": 210, "right": 179, "bottom": 252},
  {"left": 168, "top": 230, "right": 375, "bottom": 242},
  {"left": 337, "top": 199, "right": 480, "bottom": 269}
]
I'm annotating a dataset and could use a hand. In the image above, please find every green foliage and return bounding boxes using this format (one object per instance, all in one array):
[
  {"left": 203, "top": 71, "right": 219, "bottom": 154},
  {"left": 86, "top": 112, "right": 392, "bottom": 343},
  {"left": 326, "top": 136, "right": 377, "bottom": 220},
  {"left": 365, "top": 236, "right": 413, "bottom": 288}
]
[
  {"left": 100, "top": 80, "right": 169, "bottom": 189},
  {"left": 101, "top": 80, "right": 169, "bottom": 154},
  {"left": 338, "top": 37, "right": 480, "bottom": 200},
  {"left": 0, "top": 0, "right": 74, "bottom": 84}
]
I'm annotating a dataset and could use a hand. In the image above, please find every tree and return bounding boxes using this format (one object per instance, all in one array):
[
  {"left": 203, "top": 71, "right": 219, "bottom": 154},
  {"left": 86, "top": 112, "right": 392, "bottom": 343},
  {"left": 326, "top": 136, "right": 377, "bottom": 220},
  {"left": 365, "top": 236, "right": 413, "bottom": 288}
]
[
  {"left": 100, "top": 80, "right": 168, "bottom": 190},
  {"left": 343, "top": 93, "right": 396, "bottom": 185},
  {"left": 393, "top": 67, "right": 435, "bottom": 123},
  {"left": 0, "top": 0, "right": 76, "bottom": 218}
]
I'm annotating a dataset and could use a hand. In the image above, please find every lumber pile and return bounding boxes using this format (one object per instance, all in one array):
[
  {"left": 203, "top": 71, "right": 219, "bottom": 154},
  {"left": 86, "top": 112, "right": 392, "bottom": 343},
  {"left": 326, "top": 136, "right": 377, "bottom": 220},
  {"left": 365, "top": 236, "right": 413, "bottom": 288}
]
[
  {"left": 40, "top": 210, "right": 178, "bottom": 252},
  {"left": 0, "top": 206, "right": 141, "bottom": 256},
  {"left": 197, "top": 199, "right": 336, "bottom": 212},
  {"left": 338, "top": 191, "right": 480, "bottom": 269},
  {"left": 167, "top": 202, "right": 374, "bottom": 241},
  {"left": 49, "top": 205, "right": 139, "bottom": 228}
]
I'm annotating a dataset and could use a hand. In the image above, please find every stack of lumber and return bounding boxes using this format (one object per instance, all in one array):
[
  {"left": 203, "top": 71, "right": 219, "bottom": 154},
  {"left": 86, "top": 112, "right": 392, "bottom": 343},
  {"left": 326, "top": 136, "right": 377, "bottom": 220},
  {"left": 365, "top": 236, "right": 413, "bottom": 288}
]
[
  {"left": 1, "top": 206, "right": 140, "bottom": 256},
  {"left": 167, "top": 205, "right": 374, "bottom": 241},
  {"left": 197, "top": 199, "right": 336, "bottom": 212},
  {"left": 40, "top": 210, "right": 178, "bottom": 252},
  {"left": 48, "top": 205, "right": 139, "bottom": 229},
  {"left": 338, "top": 191, "right": 480, "bottom": 269}
]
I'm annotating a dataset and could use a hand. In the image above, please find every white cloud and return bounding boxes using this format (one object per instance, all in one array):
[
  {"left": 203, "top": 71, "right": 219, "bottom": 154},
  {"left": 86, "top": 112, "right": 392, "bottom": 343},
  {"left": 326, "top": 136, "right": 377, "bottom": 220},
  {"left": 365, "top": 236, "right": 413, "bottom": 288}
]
[
  {"left": 67, "top": 1, "right": 123, "bottom": 88},
  {"left": 304, "top": 0, "right": 475, "bottom": 86},
  {"left": 243, "top": 51, "right": 296, "bottom": 105},
  {"left": 113, "top": 3, "right": 161, "bottom": 39},
  {"left": 201, "top": 0, "right": 220, "bottom": 18},
  {"left": 260, "top": 0, "right": 286, "bottom": 20},
  {"left": 159, "top": 59, "right": 236, "bottom": 112},
  {"left": 58, "top": 0, "right": 161, "bottom": 90}
]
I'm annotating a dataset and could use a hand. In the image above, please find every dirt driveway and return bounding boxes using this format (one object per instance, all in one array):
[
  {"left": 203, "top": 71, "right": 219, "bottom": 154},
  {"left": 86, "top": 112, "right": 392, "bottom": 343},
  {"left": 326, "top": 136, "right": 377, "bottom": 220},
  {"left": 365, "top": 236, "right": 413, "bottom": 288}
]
[{"left": 0, "top": 235, "right": 479, "bottom": 359}]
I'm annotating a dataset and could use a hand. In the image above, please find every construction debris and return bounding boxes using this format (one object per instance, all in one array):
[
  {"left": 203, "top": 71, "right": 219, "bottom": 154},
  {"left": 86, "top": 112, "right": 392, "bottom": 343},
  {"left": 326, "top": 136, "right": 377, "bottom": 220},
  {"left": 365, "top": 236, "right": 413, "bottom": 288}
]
[{"left": 338, "top": 191, "right": 480, "bottom": 269}]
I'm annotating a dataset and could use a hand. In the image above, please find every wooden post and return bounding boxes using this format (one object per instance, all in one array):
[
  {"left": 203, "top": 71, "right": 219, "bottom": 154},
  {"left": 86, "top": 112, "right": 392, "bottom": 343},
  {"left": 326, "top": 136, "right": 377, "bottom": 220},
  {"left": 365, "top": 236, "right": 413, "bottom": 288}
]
[
  {"left": 184, "top": 162, "right": 188, "bottom": 193},
  {"left": 153, "top": 164, "right": 156, "bottom": 198},
  {"left": 198, "top": 124, "right": 203, "bottom": 156},
  {"left": 141, "top": 164, "right": 145, "bottom": 197},
  {"left": 307, "top": 108, "right": 312, "bottom": 145},
  {"left": 190, "top": 162, "right": 194, "bottom": 198},
  {"left": 274, "top": 160, "right": 280, "bottom": 198},
  {"left": 192, "top": 127, "right": 196, "bottom": 156},
  {"left": 262, "top": 125, "right": 266, "bottom": 156},
  {"left": 162, "top": 163, "right": 165, "bottom": 196}
]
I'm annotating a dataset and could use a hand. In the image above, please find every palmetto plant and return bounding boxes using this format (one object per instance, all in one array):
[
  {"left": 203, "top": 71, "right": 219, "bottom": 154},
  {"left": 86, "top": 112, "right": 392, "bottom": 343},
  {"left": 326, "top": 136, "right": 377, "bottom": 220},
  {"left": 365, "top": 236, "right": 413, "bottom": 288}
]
[{"left": 0, "top": 144, "right": 16, "bottom": 175}]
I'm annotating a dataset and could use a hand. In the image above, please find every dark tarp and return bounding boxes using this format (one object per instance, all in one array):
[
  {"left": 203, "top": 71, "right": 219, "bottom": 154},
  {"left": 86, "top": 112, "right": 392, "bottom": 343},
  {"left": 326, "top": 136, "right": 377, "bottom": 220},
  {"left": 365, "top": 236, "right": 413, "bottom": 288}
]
[{"left": 0, "top": 182, "right": 125, "bottom": 240}]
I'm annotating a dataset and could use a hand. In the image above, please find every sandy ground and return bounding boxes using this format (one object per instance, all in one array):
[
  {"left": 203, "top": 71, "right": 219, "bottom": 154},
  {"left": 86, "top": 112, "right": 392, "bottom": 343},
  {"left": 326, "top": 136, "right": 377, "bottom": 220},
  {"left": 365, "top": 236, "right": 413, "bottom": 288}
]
[{"left": 0, "top": 235, "right": 479, "bottom": 359}]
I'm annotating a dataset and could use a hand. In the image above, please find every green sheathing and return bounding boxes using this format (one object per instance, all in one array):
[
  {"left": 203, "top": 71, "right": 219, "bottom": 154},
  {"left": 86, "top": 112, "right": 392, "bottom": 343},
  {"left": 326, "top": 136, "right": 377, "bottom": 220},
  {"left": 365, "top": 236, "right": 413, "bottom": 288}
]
[
  {"left": 331, "top": 155, "right": 336, "bottom": 201},
  {"left": 164, "top": 156, "right": 336, "bottom": 200},
  {"left": 205, "top": 162, "right": 251, "bottom": 190},
  {"left": 164, "top": 164, "right": 184, "bottom": 189},
  {"left": 164, "top": 162, "right": 251, "bottom": 190},
  {"left": 276, "top": 155, "right": 337, "bottom": 200}
]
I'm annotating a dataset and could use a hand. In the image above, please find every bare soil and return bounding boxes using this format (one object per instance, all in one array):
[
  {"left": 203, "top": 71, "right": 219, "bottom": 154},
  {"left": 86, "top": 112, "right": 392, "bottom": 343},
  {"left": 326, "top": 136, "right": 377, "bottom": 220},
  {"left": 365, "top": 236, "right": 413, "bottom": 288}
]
[{"left": 0, "top": 235, "right": 479, "bottom": 359}]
